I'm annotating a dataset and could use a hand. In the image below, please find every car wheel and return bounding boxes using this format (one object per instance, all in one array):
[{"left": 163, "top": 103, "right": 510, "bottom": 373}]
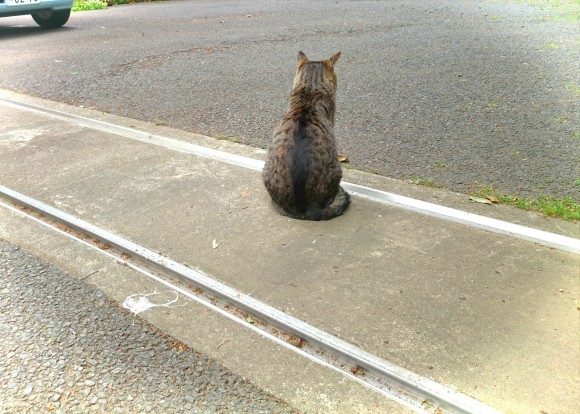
[{"left": 31, "top": 9, "right": 71, "bottom": 29}]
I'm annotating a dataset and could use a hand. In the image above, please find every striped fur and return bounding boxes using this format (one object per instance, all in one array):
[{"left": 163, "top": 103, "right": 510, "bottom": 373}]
[{"left": 263, "top": 51, "right": 350, "bottom": 221}]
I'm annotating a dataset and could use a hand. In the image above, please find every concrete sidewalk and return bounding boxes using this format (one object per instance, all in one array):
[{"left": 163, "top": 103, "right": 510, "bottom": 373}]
[{"left": 1, "top": 91, "right": 578, "bottom": 413}]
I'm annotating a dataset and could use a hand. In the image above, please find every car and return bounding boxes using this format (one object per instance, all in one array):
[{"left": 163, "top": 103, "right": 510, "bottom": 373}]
[{"left": 0, "top": 0, "right": 74, "bottom": 28}]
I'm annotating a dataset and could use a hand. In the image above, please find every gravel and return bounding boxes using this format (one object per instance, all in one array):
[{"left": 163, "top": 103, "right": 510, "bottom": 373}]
[{"left": 0, "top": 240, "right": 298, "bottom": 414}]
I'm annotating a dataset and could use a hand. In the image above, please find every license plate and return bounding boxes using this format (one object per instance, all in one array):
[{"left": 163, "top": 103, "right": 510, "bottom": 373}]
[{"left": 6, "top": 0, "right": 41, "bottom": 6}]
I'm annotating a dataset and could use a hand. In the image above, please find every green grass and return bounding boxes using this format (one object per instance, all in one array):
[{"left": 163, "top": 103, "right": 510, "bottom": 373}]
[
  {"left": 553, "top": 116, "right": 569, "bottom": 124},
  {"left": 542, "top": 42, "right": 564, "bottom": 49},
  {"left": 107, "top": 0, "right": 153, "bottom": 4},
  {"left": 351, "top": 168, "right": 578, "bottom": 220},
  {"left": 564, "top": 81, "right": 580, "bottom": 95},
  {"left": 72, "top": 0, "right": 107, "bottom": 11},
  {"left": 361, "top": 168, "right": 381, "bottom": 175},
  {"left": 405, "top": 177, "right": 579, "bottom": 220},
  {"left": 408, "top": 176, "right": 445, "bottom": 189},
  {"left": 73, "top": 0, "right": 169, "bottom": 11},
  {"left": 341, "top": 164, "right": 380, "bottom": 175},
  {"left": 514, "top": 0, "right": 580, "bottom": 21},
  {"left": 216, "top": 135, "right": 242, "bottom": 144},
  {"left": 471, "top": 183, "right": 580, "bottom": 220}
]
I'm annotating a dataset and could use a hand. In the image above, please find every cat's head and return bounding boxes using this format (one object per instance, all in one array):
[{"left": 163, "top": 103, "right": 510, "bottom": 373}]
[{"left": 292, "top": 51, "right": 341, "bottom": 93}]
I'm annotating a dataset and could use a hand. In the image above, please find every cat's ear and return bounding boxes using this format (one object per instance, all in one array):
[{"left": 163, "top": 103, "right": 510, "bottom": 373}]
[
  {"left": 327, "top": 51, "right": 341, "bottom": 67},
  {"left": 297, "top": 51, "right": 309, "bottom": 63}
]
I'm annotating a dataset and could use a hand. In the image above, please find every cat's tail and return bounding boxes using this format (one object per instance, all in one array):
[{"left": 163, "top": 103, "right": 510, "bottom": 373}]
[
  {"left": 308, "top": 186, "right": 350, "bottom": 221},
  {"left": 273, "top": 186, "right": 350, "bottom": 221}
]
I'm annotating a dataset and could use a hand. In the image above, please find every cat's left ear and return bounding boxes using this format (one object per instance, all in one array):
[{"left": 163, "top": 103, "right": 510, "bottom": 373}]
[{"left": 327, "top": 51, "right": 341, "bottom": 67}]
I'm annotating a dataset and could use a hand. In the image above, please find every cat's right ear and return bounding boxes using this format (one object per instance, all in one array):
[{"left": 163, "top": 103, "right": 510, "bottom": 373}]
[
  {"left": 327, "top": 51, "right": 341, "bottom": 67},
  {"left": 297, "top": 51, "right": 309, "bottom": 64}
]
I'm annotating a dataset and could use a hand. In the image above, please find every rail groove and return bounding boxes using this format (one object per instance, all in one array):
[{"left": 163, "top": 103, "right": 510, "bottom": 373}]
[{"left": 0, "top": 185, "right": 501, "bottom": 414}]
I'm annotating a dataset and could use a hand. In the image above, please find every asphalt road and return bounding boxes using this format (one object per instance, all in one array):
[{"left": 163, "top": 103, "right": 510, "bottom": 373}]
[
  {"left": 0, "top": 0, "right": 578, "bottom": 200},
  {"left": 0, "top": 240, "right": 298, "bottom": 413}
]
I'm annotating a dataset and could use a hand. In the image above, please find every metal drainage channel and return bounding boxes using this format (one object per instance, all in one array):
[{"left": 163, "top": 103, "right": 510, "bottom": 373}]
[
  {"left": 0, "top": 185, "right": 501, "bottom": 414},
  {"left": 0, "top": 96, "right": 578, "bottom": 255}
]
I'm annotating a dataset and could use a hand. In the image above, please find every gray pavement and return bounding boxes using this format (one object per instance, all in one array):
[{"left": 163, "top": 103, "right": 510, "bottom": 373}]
[
  {"left": 0, "top": 92, "right": 578, "bottom": 413},
  {"left": 0, "top": 240, "right": 298, "bottom": 414},
  {"left": 0, "top": 0, "right": 578, "bottom": 200}
]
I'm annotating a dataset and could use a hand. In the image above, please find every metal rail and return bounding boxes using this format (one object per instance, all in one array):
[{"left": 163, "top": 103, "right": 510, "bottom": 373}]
[{"left": 0, "top": 185, "right": 501, "bottom": 414}]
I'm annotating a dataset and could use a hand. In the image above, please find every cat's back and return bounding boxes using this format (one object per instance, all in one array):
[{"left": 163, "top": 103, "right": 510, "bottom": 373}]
[{"left": 266, "top": 102, "right": 336, "bottom": 178}]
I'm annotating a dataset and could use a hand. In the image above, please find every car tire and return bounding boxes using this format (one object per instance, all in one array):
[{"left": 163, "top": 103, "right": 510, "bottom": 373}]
[{"left": 31, "top": 9, "right": 71, "bottom": 29}]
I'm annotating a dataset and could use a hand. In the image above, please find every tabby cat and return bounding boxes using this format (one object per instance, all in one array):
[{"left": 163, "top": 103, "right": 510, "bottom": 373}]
[{"left": 262, "top": 51, "right": 350, "bottom": 221}]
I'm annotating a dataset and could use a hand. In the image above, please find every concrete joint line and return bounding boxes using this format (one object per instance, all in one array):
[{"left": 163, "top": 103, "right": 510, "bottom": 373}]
[
  {"left": 0, "top": 96, "right": 577, "bottom": 254},
  {"left": 0, "top": 185, "right": 501, "bottom": 414}
]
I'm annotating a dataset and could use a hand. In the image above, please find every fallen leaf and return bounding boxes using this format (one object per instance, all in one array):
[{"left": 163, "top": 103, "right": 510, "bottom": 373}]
[
  {"left": 485, "top": 195, "right": 500, "bottom": 204},
  {"left": 169, "top": 340, "right": 189, "bottom": 351},
  {"left": 212, "top": 239, "right": 219, "bottom": 249},
  {"left": 469, "top": 196, "right": 493, "bottom": 205},
  {"left": 337, "top": 154, "right": 349, "bottom": 163}
]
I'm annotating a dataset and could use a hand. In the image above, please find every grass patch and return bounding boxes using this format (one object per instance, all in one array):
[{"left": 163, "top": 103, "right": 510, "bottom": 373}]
[
  {"left": 408, "top": 176, "right": 445, "bottom": 189},
  {"left": 341, "top": 164, "right": 380, "bottom": 175},
  {"left": 349, "top": 167, "right": 577, "bottom": 220},
  {"left": 73, "top": 0, "right": 169, "bottom": 11},
  {"left": 107, "top": 0, "right": 153, "bottom": 4},
  {"left": 361, "top": 168, "right": 381, "bottom": 175},
  {"left": 72, "top": 0, "right": 107, "bottom": 11},
  {"left": 216, "top": 135, "right": 242, "bottom": 144},
  {"left": 564, "top": 81, "right": 580, "bottom": 95},
  {"left": 542, "top": 42, "right": 564, "bottom": 49},
  {"left": 514, "top": 0, "right": 580, "bottom": 21},
  {"left": 471, "top": 183, "right": 579, "bottom": 220}
]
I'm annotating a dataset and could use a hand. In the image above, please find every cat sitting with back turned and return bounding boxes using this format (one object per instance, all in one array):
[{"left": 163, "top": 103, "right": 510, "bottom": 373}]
[{"left": 263, "top": 51, "right": 350, "bottom": 221}]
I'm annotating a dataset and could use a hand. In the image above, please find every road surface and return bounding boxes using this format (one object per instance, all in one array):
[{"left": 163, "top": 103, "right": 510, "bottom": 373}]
[{"left": 0, "top": 0, "right": 578, "bottom": 199}]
